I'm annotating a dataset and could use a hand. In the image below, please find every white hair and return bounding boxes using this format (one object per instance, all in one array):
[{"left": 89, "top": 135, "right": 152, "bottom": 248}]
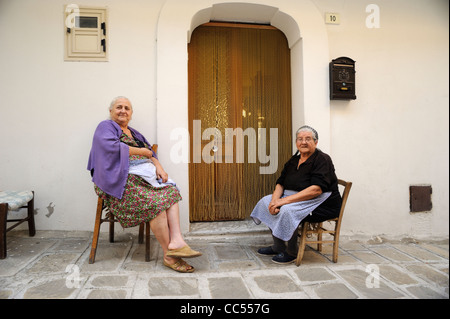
[
  {"left": 296, "top": 125, "right": 318, "bottom": 141},
  {"left": 109, "top": 96, "right": 132, "bottom": 111}
]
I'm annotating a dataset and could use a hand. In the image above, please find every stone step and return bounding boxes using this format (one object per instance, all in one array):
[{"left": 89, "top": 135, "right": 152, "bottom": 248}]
[{"left": 185, "top": 219, "right": 271, "bottom": 243}]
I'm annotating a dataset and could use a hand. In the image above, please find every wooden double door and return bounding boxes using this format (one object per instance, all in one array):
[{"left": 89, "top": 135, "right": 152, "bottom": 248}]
[{"left": 188, "top": 23, "right": 292, "bottom": 221}]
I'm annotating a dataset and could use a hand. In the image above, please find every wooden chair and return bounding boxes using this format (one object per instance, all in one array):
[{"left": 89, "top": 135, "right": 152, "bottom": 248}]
[
  {"left": 88, "top": 145, "right": 158, "bottom": 264},
  {"left": 88, "top": 197, "right": 150, "bottom": 264},
  {"left": 295, "top": 179, "right": 352, "bottom": 266},
  {"left": 0, "top": 191, "right": 36, "bottom": 259}
]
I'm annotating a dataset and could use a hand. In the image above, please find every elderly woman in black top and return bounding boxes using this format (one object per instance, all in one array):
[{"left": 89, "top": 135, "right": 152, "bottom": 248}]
[{"left": 251, "top": 125, "right": 342, "bottom": 264}]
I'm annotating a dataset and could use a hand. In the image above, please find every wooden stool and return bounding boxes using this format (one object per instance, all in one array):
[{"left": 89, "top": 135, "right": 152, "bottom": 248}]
[{"left": 0, "top": 191, "right": 36, "bottom": 259}]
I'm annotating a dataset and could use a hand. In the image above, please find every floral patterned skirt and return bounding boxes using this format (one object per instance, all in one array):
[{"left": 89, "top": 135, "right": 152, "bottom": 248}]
[{"left": 95, "top": 174, "right": 182, "bottom": 228}]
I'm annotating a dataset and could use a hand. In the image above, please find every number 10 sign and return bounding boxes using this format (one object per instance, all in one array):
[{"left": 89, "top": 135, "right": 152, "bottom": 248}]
[{"left": 325, "top": 13, "right": 340, "bottom": 24}]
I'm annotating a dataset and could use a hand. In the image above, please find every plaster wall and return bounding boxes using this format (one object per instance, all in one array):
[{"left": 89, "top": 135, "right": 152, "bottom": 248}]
[{"left": 0, "top": 0, "right": 448, "bottom": 239}]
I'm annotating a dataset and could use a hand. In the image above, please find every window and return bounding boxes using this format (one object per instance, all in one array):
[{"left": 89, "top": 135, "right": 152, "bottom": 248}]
[{"left": 64, "top": 5, "right": 107, "bottom": 61}]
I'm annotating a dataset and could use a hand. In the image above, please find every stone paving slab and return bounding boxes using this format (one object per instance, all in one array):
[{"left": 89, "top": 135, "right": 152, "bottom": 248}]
[{"left": 0, "top": 229, "right": 448, "bottom": 300}]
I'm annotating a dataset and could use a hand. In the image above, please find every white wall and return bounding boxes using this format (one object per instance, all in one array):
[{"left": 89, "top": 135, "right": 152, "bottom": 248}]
[
  {"left": 0, "top": 0, "right": 164, "bottom": 230},
  {"left": 313, "top": 0, "right": 449, "bottom": 238},
  {"left": 0, "top": 0, "right": 448, "bottom": 239}
]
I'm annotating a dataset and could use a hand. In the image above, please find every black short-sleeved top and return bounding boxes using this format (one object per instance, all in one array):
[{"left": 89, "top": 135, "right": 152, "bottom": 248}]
[{"left": 276, "top": 149, "right": 342, "bottom": 219}]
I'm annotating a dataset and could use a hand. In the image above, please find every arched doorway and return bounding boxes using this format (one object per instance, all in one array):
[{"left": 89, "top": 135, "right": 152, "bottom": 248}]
[
  {"left": 156, "top": 0, "right": 330, "bottom": 232},
  {"left": 188, "top": 22, "right": 292, "bottom": 221}
]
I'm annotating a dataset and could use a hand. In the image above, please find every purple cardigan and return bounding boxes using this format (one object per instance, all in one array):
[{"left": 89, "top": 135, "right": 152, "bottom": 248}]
[{"left": 87, "top": 120, "right": 157, "bottom": 199}]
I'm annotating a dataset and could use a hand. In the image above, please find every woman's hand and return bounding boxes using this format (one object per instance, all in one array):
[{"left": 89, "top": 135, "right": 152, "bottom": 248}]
[
  {"left": 268, "top": 184, "right": 285, "bottom": 215},
  {"left": 268, "top": 198, "right": 284, "bottom": 215},
  {"left": 150, "top": 157, "right": 168, "bottom": 183},
  {"left": 155, "top": 166, "right": 168, "bottom": 183},
  {"left": 129, "top": 146, "right": 153, "bottom": 158},
  {"left": 142, "top": 148, "right": 154, "bottom": 159},
  {"left": 268, "top": 185, "right": 323, "bottom": 215}
]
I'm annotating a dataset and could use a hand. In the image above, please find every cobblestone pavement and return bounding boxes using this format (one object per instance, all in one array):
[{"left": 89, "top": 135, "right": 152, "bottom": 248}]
[{"left": 0, "top": 222, "right": 448, "bottom": 302}]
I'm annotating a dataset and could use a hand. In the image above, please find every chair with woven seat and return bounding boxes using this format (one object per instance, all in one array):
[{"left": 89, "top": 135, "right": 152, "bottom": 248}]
[
  {"left": 88, "top": 145, "right": 158, "bottom": 264},
  {"left": 0, "top": 191, "right": 36, "bottom": 259},
  {"left": 295, "top": 179, "right": 352, "bottom": 266}
]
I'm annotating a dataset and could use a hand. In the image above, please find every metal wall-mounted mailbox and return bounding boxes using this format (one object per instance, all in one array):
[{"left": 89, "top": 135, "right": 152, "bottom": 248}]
[{"left": 329, "top": 57, "right": 356, "bottom": 100}]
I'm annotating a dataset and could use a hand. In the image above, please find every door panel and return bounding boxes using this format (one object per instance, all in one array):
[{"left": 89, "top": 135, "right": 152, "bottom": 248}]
[{"left": 188, "top": 23, "right": 292, "bottom": 221}]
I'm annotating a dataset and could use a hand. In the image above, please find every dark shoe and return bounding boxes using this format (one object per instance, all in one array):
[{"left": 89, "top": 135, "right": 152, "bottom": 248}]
[
  {"left": 257, "top": 246, "right": 277, "bottom": 256},
  {"left": 272, "top": 252, "right": 296, "bottom": 264}
]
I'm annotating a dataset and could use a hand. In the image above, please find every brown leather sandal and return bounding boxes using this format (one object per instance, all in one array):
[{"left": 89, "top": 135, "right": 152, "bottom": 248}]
[
  {"left": 164, "top": 259, "right": 195, "bottom": 273},
  {"left": 166, "top": 245, "right": 202, "bottom": 258}
]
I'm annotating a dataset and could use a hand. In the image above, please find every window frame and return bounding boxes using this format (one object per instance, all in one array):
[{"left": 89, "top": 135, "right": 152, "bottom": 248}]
[{"left": 64, "top": 5, "right": 108, "bottom": 62}]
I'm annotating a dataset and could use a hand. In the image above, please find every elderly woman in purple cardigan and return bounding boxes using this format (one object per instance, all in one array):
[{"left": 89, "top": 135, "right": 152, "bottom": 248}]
[{"left": 88, "top": 96, "right": 201, "bottom": 273}]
